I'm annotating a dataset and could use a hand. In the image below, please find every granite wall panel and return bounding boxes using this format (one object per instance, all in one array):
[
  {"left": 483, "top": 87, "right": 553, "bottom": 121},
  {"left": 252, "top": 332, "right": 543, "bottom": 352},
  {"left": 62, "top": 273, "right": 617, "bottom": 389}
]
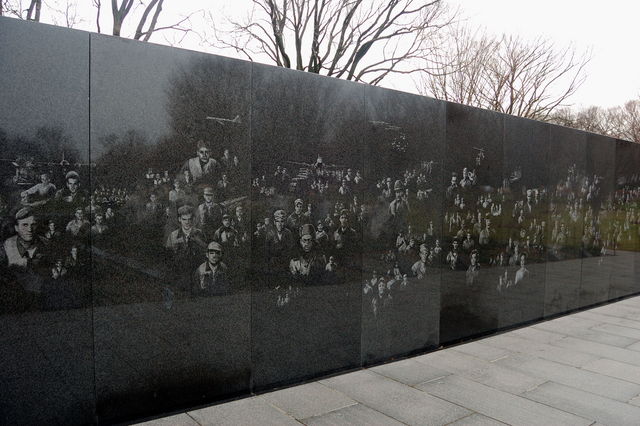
[
  {"left": 89, "top": 35, "right": 252, "bottom": 423},
  {"left": 544, "top": 127, "right": 586, "bottom": 317},
  {"left": 361, "top": 86, "right": 444, "bottom": 364},
  {"left": 499, "top": 116, "right": 549, "bottom": 328},
  {"left": 440, "top": 103, "right": 504, "bottom": 344},
  {"left": 610, "top": 139, "right": 640, "bottom": 299},
  {"left": 579, "top": 133, "right": 616, "bottom": 307},
  {"left": 0, "top": 18, "right": 94, "bottom": 425},
  {"left": 250, "top": 65, "right": 364, "bottom": 390}
]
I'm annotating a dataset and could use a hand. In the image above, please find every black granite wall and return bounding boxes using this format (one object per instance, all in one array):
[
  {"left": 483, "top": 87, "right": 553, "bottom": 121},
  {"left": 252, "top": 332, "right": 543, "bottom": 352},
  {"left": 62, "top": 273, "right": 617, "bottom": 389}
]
[{"left": 0, "top": 17, "right": 638, "bottom": 425}]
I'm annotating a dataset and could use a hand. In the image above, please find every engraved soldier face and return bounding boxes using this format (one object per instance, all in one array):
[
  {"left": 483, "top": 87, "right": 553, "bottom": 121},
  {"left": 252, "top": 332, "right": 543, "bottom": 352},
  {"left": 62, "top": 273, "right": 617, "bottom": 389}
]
[
  {"left": 339, "top": 214, "right": 348, "bottom": 228},
  {"left": 300, "top": 234, "right": 313, "bottom": 252},
  {"left": 197, "top": 146, "right": 210, "bottom": 162},
  {"left": 15, "top": 215, "right": 36, "bottom": 242},
  {"left": 275, "top": 218, "right": 284, "bottom": 231},
  {"left": 207, "top": 247, "right": 222, "bottom": 265},
  {"left": 41, "top": 173, "right": 50, "bottom": 184},
  {"left": 48, "top": 221, "right": 55, "bottom": 231},
  {"left": 74, "top": 208, "right": 84, "bottom": 220},
  {"left": 67, "top": 177, "right": 79, "bottom": 194},
  {"left": 179, "top": 213, "right": 193, "bottom": 231}
]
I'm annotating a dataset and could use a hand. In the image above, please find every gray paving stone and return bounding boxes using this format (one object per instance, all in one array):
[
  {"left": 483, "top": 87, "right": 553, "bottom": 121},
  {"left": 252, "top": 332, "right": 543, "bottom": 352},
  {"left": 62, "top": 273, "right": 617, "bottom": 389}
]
[
  {"left": 573, "top": 328, "right": 639, "bottom": 347},
  {"left": 574, "top": 311, "right": 640, "bottom": 330},
  {"left": 495, "top": 354, "right": 640, "bottom": 401},
  {"left": 417, "top": 375, "right": 591, "bottom": 426},
  {"left": 301, "top": 403, "right": 404, "bottom": 426},
  {"left": 591, "top": 323, "right": 640, "bottom": 340},
  {"left": 523, "top": 381, "right": 640, "bottom": 426},
  {"left": 320, "top": 370, "right": 471, "bottom": 425},
  {"left": 134, "top": 413, "right": 199, "bottom": 426},
  {"left": 626, "top": 341, "right": 640, "bottom": 352},
  {"left": 370, "top": 358, "right": 450, "bottom": 385},
  {"left": 452, "top": 341, "right": 512, "bottom": 361},
  {"left": 188, "top": 396, "right": 300, "bottom": 426},
  {"left": 592, "top": 304, "right": 640, "bottom": 321},
  {"left": 449, "top": 413, "right": 507, "bottom": 426},
  {"left": 551, "top": 336, "right": 640, "bottom": 367},
  {"left": 260, "top": 382, "right": 356, "bottom": 420},
  {"left": 480, "top": 333, "right": 599, "bottom": 367},
  {"left": 414, "top": 349, "right": 545, "bottom": 394},
  {"left": 532, "top": 315, "right": 599, "bottom": 336},
  {"left": 582, "top": 358, "right": 640, "bottom": 384},
  {"left": 510, "top": 327, "right": 566, "bottom": 344}
]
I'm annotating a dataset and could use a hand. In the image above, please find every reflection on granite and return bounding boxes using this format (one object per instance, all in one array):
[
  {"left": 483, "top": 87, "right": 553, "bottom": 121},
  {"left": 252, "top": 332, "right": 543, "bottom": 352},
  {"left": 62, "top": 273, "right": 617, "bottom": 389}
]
[
  {"left": 440, "top": 103, "right": 504, "bottom": 344},
  {"left": 250, "top": 65, "right": 363, "bottom": 389},
  {"left": 0, "top": 16, "right": 94, "bottom": 426},
  {"left": 89, "top": 33, "right": 252, "bottom": 422},
  {"left": 360, "top": 86, "right": 444, "bottom": 364}
]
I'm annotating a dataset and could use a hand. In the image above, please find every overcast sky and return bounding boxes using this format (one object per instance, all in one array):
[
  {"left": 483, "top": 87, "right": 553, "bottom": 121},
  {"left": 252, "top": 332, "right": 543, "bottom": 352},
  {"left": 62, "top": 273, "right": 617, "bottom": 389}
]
[
  {"left": 445, "top": 0, "right": 640, "bottom": 109},
  {"left": 146, "top": 0, "right": 639, "bottom": 109}
]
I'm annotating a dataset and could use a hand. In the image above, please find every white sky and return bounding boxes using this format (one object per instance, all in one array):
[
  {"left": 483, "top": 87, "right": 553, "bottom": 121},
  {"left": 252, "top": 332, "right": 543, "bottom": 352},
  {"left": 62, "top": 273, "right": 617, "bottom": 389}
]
[
  {"left": 163, "top": 0, "right": 640, "bottom": 109},
  {"left": 444, "top": 0, "right": 640, "bottom": 109}
]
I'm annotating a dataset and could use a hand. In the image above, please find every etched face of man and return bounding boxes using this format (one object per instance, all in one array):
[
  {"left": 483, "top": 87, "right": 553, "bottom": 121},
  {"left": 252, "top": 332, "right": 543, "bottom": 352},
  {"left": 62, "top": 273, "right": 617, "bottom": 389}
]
[
  {"left": 15, "top": 215, "right": 36, "bottom": 242},
  {"left": 41, "top": 173, "right": 50, "bottom": 184},
  {"left": 470, "top": 251, "right": 478, "bottom": 266},
  {"left": 300, "top": 234, "right": 313, "bottom": 253},
  {"left": 179, "top": 212, "right": 193, "bottom": 232},
  {"left": 206, "top": 243, "right": 222, "bottom": 266},
  {"left": 203, "top": 190, "right": 214, "bottom": 204},
  {"left": 197, "top": 146, "right": 210, "bottom": 163},
  {"left": 67, "top": 177, "right": 79, "bottom": 194},
  {"left": 74, "top": 208, "right": 84, "bottom": 221},
  {"left": 339, "top": 213, "right": 348, "bottom": 228},
  {"left": 275, "top": 218, "right": 284, "bottom": 232}
]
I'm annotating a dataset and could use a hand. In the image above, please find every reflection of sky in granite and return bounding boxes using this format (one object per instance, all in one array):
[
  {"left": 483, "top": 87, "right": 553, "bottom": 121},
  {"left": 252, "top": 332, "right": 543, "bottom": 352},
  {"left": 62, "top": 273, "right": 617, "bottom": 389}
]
[{"left": 0, "top": 18, "right": 89, "bottom": 160}]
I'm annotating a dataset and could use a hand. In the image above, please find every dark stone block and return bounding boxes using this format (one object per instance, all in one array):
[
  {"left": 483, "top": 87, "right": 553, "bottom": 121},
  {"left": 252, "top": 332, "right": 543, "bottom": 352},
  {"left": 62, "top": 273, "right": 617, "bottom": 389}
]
[
  {"left": 498, "top": 116, "right": 549, "bottom": 328},
  {"left": 360, "top": 86, "right": 444, "bottom": 364},
  {"left": 0, "top": 17, "right": 94, "bottom": 425},
  {"left": 544, "top": 127, "right": 586, "bottom": 317},
  {"left": 440, "top": 103, "right": 504, "bottom": 344},
  {"left": 250, "top": 65, "right": 363, "bottom": 389},
  {"left": 89, "top": 34, "right": 252, "bottom": 423}
]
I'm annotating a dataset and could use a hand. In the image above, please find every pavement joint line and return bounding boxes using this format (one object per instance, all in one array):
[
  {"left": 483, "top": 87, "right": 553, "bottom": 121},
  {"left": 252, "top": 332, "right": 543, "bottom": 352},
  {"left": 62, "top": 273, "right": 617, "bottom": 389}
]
[
  {"left": 518, "top": 380, "right": 598, "bottom": 424},
  {"left": 489, "top": 355, "right": 509, "bottom": 363},
  {"left": 185, "top": 411, "right": 202, "bottom": 425}
]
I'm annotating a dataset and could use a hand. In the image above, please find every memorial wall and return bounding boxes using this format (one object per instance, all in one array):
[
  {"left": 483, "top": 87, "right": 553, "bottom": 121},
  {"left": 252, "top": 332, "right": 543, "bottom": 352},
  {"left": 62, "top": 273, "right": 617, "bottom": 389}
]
[{"left": 1, "top": 17, "right": 638, "bottom": 424}]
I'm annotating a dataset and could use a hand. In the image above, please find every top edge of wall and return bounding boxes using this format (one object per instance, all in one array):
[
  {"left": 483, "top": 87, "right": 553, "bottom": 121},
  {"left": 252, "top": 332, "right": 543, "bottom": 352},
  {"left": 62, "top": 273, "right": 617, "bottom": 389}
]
[{"left": 1, "top": 15, "right": 636, "bottom": 145}]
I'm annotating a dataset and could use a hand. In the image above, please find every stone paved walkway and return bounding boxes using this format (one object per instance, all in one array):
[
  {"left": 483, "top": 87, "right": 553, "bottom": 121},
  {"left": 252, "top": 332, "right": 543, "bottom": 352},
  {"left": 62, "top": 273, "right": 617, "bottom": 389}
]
[{"left": 136, "top": 295, "right": 640, "bottom": 426}]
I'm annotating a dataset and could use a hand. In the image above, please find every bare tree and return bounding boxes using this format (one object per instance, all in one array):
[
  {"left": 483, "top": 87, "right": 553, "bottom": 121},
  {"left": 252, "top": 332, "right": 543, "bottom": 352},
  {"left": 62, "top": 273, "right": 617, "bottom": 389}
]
[
  {"left": 1, "top": 0, "right": 41, "bottom": 20},
  {"left": 550, "top": 97, "right": 640, "bottom": 143},
  {"left": 107, "top": 0, "right": 196, "bottom": 41},
  {"left": 421, "top": 27, "right": 591, "bottom": 121},
  {"left": 211, "top": 0, "right": 457, "bottom": 85}
]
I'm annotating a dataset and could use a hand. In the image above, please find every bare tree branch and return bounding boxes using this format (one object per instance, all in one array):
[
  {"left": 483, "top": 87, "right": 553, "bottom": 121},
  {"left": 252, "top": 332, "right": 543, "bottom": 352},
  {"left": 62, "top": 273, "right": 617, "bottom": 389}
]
[
  {"left": 210, "top": 0, "right": 456, "bottom": 86},
  {"left": 420, "top": 26, "right": 591, "bottom": 121}
]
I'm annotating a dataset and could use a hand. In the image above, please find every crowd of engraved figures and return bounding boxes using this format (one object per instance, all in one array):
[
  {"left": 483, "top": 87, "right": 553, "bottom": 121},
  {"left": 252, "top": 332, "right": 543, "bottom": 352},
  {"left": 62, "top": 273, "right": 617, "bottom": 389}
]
[
  {"left": 0, "top": 141, "right": 248, "bottom": 307},
  {"left": 251, "top": 156, "right": 367, "bottom": 306}
]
